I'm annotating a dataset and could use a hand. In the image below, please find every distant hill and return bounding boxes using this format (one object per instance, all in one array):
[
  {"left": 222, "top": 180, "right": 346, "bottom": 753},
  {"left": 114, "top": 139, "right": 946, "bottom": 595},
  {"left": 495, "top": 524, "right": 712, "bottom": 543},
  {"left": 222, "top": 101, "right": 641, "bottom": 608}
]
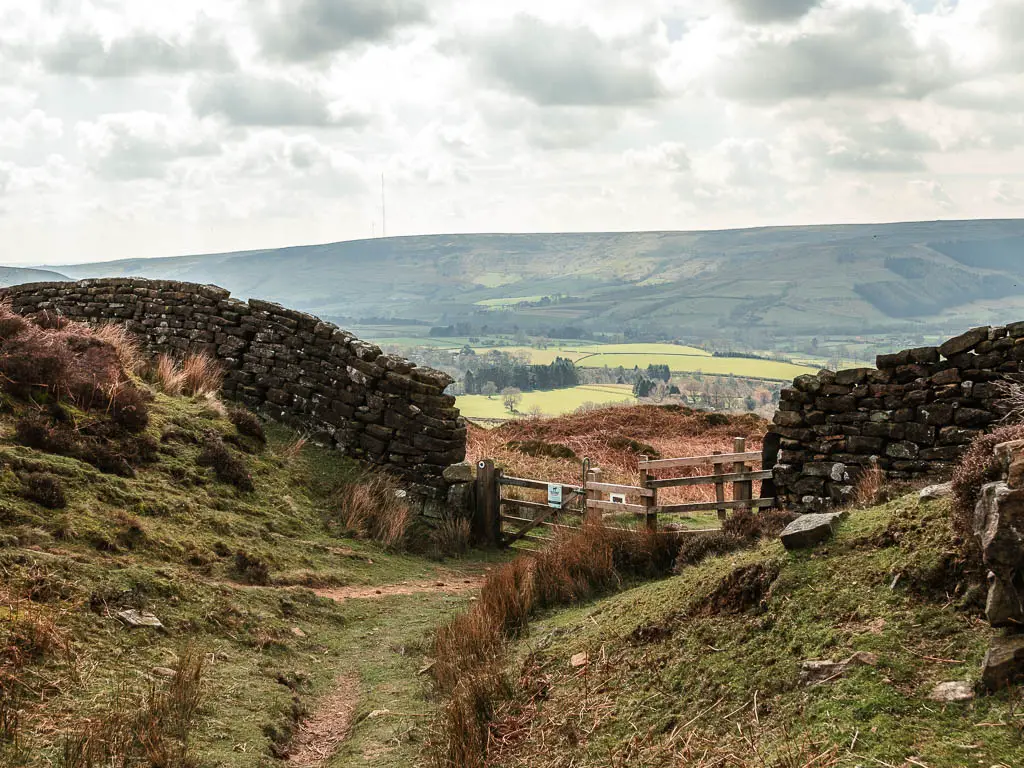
[
  {"left": 0, "top": 266, "right": 70, "bottom": 287},
  {"left": 54, "top": 219, "right": 1024, "bottom": 341}
]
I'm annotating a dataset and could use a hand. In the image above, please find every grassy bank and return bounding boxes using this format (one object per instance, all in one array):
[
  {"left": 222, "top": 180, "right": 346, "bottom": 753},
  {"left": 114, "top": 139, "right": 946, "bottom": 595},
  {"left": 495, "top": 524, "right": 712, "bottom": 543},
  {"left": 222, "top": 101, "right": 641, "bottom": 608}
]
[{"left": 475, "top": 494, "right": 1019, "bottom": 767}]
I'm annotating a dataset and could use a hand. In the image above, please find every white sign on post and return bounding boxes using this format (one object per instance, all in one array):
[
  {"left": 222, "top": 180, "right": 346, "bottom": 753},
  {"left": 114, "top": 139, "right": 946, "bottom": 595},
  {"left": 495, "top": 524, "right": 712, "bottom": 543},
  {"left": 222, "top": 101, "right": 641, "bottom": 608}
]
[{"left": 547, "top": 484, "right": 563, "bottom": 508}]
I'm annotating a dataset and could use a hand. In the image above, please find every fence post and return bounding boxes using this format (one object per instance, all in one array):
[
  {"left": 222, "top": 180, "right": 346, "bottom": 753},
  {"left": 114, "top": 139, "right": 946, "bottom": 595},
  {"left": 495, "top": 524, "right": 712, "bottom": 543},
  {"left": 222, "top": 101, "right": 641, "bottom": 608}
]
[
  {"left": 585, "top": 468, "right": 602, "bottom": 524},
  {"left": 475, "top": 459, "right": 502, "bottom": 548},
  {"left": 713, "top": 450, "right": 727, "bottom": 522},
  {"left": 733, "top": 437, "right": 753, "bottom": 513},
  {"left": 639, "top": 455, "right": 657, "bottom": 532}
]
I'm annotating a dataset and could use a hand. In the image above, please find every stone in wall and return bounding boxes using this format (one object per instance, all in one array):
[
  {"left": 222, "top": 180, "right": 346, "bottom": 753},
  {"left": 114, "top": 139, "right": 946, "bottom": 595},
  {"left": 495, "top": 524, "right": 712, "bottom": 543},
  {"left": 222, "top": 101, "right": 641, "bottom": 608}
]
[{"left": 0, "top": 278, "right": 466, "bottom": 496}]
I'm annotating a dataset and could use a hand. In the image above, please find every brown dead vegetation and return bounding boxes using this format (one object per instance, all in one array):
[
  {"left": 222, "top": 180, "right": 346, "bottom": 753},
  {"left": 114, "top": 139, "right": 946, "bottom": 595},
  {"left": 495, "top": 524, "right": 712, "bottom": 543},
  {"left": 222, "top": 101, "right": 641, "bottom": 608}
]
[
  {"left": 334, "top": 472, "right": 413, "bottom": 550},
  {"left": 468, "top": 405, "right": 768, "bottom": 507},
  {"left": 59, "top": 646, "right": 205, "bottom": 768}
]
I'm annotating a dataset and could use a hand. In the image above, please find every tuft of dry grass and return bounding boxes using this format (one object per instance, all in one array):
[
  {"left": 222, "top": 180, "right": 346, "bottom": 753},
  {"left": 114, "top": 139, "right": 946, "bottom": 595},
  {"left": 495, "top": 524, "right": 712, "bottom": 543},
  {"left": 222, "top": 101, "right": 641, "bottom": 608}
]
[
  {"left": 92, "top": 323, "right": 145, "bottom": 376},
  {"left": 180, "top": 353, "right": 223, "bottom": 397},
  {"left": 146, "top": 352, "right": 223, "bottom": 398},
  {"left": 852, "top": 463, "right": 886, "bottom": 507},
  {"left": 0, "top": 592, "right": 77, "bottom": 748},
  {"left": 335, "top": 472, "right": 413, "bottom": 550},
  {"left": 150, "top": 353, "right": 185, "bottom": 396},
  {"left": 280, "top": 435, "right": 308, "bottom": 464},
  {"left": 432, "top": 516, "right": 472, "bottom": 558}
]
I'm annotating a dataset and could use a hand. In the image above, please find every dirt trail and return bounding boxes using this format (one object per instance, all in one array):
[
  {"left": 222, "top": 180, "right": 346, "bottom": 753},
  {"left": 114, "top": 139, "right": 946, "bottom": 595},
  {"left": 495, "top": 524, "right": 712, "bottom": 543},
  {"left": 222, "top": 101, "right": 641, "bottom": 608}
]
[
  {"left": 314, "top": 575, "right": 485, "bottom": 602},
  {"left": 289, "top": 572, "right": 485, "bottom": 765},
  {"left": 288, "top": 673, "right": 360, "bottom": 767}
]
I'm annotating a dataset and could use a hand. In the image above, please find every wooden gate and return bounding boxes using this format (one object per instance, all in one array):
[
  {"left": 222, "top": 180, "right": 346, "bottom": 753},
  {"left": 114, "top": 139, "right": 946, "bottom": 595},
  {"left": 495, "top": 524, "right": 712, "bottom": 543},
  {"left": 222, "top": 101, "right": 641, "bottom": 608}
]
[
  {"left": 474, "top": 437, "right": 777, "bottom": 548},
  {"left": 475, "top": 459, "right": 585, "bottom": 547}
]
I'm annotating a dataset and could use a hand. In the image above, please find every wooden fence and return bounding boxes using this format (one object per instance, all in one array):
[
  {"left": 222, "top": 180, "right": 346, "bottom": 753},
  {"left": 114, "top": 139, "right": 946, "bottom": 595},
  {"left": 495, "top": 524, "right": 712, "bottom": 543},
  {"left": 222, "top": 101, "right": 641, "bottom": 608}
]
[{"left": 476, "top": 437, "right": 777, "bottom": 547}]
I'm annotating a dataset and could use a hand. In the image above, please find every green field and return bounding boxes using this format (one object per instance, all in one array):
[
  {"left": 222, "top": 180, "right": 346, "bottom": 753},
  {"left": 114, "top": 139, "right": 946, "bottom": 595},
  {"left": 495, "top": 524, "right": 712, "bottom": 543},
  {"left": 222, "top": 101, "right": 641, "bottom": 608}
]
[
  {"left": 457, "top": 384, "right": 636, "bottom": 419},
  {"left": 470, "top": 343, "right": 815, "bottom": 380}
]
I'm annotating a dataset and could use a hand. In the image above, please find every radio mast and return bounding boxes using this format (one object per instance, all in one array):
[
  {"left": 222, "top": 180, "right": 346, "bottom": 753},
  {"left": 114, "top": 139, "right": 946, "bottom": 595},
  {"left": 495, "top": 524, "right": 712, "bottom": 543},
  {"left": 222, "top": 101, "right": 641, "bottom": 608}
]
[{"left": 381, "top": 173, "right": 387, "bottom": 238}]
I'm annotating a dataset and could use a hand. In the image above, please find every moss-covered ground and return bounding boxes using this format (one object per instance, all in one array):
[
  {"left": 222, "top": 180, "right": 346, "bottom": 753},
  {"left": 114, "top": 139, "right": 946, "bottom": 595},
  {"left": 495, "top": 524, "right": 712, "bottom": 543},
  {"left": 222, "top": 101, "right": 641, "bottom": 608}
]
[
  {"left": 488, "top": 495, "right": 1023, "bottom": 768},
  {"left": 0, "top": 390, "right": 500, "bottom": 767}
]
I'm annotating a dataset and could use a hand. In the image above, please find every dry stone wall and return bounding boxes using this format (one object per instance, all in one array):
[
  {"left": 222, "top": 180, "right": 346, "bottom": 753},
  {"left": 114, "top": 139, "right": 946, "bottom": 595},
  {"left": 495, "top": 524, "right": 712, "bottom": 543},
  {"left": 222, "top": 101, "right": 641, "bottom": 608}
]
[
  {"left": 1, "top": 278, "right": 466, "bottom": 496},
  {"left": 768, "top": 324, "right": 1024, "bottom": 510}
]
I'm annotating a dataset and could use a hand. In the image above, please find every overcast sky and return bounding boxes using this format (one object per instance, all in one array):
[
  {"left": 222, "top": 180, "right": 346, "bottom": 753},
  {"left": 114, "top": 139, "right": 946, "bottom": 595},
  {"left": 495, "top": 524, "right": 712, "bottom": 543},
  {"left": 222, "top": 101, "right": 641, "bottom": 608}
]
[{"left": 1, "top": 0, "right": 1023, "bottom": 265}]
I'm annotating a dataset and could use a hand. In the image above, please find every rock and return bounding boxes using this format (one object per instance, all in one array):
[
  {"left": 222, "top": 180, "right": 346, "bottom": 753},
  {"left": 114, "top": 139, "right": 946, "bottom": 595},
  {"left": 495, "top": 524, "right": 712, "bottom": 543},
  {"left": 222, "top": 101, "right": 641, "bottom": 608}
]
[
  {"left": 985, "top": 573, "right": 1024, "bottom": 627},
  {"left": 570, "top": 652, "right": 589, "bottom": 668},
  {"left": 799, "top": 660, "right": 844, "bottom": 685},
  {"left": 939, "top": 326, "right": 989, "bottom": 359},
  {"left": 116, "top": 609, "right": 163, "bottom": 629},
  {"left": 982, "top": 635, "right": 1024, "bottom": 691},
  {"left": 442, "top": 462, "right": 475, "bottom": 483},
  {"left": 800, "top": 651, "right": 878, "bottom": 686},
  {"left": 844, "top": 651, "right": 879, "bottom": 667},
  {"left": 780, "top": 513, "right": 844, "bottom": 550},
  {"left": 151, "top": 667, "right": 177, "bottom": 678},
  {"left": 919, "top": 482, "right": 952, "bottom": 501},
  {"left": 974, "top": 482, "right": 1024, "bottom": 572},
  {"left": 291, "top": 626, "right": 307, "bottom": 638},
  {"left": 929, "top": 681, "right": 974, "bottom": 703}
]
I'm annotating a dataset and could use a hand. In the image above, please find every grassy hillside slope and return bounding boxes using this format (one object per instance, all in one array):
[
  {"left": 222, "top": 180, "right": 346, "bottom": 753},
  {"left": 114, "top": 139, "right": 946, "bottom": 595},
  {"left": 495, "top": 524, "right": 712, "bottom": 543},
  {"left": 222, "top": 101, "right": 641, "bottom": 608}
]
[
  {"left": 0, "top": 315, "right": 495, "bottom": 768},
  {"left": 485, "top": 494, "right": 1017, "bottom": 767},
  {"left": 55, "top": 219, "right": 1024, "bottom": 339},
  {"left": 0, "top": 267, "right": 69, "bottom": 286}
]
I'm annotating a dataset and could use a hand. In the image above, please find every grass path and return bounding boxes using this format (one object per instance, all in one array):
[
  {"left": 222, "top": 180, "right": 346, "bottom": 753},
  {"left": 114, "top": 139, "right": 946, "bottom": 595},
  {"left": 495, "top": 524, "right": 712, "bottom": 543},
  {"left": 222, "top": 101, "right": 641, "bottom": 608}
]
[{"left": 267, "top": 564, "right": 490, "bottom": 767}]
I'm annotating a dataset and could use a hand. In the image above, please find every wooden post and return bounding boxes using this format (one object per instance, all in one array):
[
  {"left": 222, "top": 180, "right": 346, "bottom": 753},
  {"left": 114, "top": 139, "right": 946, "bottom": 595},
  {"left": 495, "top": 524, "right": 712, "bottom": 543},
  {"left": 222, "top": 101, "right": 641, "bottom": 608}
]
[
  {"left": 639, "top": 455, "right": 657, "bottom": 532},
  {"left": 475, "top": 459, "right": 502, "bottom": 548},
  {"left": 713, "top": 450, "right": 727, "bottom": 522},
  {"left": 733, "top": 437, "right": 753, "bottom": 513},
  {"left": 585, "top": 468, "right": 602, "bottom": 524}
]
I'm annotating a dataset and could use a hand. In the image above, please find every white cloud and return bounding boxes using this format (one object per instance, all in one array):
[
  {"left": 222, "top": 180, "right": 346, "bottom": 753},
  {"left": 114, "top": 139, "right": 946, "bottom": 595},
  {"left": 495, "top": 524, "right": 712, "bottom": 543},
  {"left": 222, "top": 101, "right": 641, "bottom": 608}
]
[
  {"left": 76, "top": 112, "right": 221, "bottom": 180},
  {"left": 41, "top": 23, "right": 237, "bottom": 77},
  {"left": 0, "top": 110, "right": 64, "bottom": 149},
  {"left": 1, "top": 0, "right": 1024, "bottom": 264},
  {"left": 188, "top": 74, "right": 371, "bottom": 128}
]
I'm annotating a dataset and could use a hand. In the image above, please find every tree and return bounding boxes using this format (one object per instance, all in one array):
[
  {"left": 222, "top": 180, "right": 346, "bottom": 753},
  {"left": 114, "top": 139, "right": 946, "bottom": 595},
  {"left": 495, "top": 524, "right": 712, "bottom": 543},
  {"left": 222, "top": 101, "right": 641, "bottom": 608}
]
[
  {"left": 481, "top": 381, "right": 498, "bottom": 398},
  {"left": 502, "top": 387, "right": 523, "bottom": 413}
]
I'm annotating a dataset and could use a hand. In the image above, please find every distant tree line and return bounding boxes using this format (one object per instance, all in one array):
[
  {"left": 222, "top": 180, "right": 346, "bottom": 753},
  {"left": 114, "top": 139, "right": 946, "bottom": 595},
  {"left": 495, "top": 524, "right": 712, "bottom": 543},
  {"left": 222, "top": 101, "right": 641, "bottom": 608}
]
[
  {"left": 463, "top": 357, "right": 579, "bottom": 394},
  {"left": 712, "top": 351, "right": 771, "bottom": 361}
]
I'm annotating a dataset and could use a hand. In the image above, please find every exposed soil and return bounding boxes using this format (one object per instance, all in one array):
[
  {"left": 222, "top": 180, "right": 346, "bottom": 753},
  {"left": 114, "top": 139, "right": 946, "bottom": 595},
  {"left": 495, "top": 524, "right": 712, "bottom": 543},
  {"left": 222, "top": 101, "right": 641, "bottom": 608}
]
[
  {"left": 694, "top": 561, "right": 781, "bottom": 616},
  {"left": 314, "top": 575, "right": 485, "bottom": 602},
  {"left": 288, "top": 674, "right": 360, "bottom": 767}
]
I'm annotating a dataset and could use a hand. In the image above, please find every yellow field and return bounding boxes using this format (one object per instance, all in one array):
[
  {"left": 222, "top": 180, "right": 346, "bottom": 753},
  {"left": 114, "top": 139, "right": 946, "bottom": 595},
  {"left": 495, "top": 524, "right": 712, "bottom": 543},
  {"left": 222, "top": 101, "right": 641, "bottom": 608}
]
[
  {"left": 457, "top": 385, "right": 636, "bottom": 419},
  {"left": 471, "top": 343, "right": 815, "bottom": 381}
]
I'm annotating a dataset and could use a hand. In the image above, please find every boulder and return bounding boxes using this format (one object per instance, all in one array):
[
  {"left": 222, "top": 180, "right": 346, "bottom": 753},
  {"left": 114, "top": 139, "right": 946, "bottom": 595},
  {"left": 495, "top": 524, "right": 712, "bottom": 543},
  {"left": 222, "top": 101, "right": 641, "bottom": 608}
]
[
  {"left": 919, "top": 482, "right": 952, "bottom": 502},
  {"left": 780, "top": 512, "right": 844, "bottom": 550},
  {"left": 982, "top": 635, "right": 1024, "bottom": 691}
]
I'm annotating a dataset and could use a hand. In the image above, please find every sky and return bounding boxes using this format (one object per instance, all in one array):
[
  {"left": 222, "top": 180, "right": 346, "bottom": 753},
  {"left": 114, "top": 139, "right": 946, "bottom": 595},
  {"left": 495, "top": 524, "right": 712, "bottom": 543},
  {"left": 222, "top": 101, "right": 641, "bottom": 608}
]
[{"left": 1, "top": 0, "right": 1023, "bottom": 266}]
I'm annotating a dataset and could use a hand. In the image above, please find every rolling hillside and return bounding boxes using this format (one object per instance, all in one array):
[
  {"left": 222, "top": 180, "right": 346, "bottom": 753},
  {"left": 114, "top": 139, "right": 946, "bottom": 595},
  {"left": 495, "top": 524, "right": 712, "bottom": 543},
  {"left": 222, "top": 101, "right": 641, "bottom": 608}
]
[
  {"left": 0, "top": 266, "right": 69, "bottom": 286},
  {"left": 53, "top": 219, "right": 1024, "bottom": 340}
]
